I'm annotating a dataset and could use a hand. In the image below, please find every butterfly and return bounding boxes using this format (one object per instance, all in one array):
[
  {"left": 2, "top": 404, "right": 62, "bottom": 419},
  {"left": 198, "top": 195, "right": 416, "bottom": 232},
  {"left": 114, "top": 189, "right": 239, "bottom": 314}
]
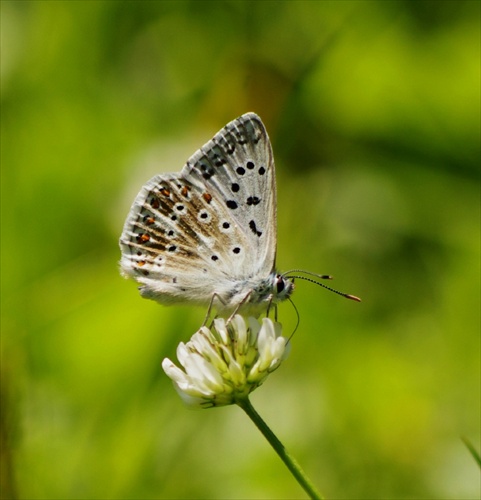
[{"left": 119, "top": 113, "right": 359, "bottom": 317}]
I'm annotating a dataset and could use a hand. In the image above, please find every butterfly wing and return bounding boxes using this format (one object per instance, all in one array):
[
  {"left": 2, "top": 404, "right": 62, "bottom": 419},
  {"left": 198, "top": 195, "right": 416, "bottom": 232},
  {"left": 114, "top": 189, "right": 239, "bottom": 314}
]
[
  {"left": 182, "top": 112, "right": 277, "bottom": 277},
  {"left": 119, "top": 113, "right": 277, "bottom": 307}
]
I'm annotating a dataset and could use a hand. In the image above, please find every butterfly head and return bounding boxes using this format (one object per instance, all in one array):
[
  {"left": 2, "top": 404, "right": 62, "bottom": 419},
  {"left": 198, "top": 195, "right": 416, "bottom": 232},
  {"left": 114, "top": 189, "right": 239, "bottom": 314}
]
[
  {"left": 273, "top": 273, "right": 295, "bottom": 303},
  {"left": 245, "top": 273, "right": 294, "bottom": 312}
]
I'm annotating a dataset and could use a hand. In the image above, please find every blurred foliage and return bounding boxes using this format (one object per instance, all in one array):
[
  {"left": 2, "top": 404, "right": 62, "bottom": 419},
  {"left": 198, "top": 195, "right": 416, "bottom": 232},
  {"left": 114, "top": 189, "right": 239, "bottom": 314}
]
[{"left": 1, "top": 1, "right": 480, "bottom": 499}]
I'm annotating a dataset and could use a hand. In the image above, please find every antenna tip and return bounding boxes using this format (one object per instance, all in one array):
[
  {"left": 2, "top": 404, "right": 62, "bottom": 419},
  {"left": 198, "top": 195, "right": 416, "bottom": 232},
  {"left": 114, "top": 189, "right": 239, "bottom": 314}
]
[{"left": 345, "top": 294, "right": 362, "bottom": 302}]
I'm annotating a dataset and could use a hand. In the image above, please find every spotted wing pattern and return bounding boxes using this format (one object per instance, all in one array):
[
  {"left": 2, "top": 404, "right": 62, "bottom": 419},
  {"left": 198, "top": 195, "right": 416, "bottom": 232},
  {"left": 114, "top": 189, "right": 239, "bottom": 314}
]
[{"left": 119, "top": 113, "right": 277, "bottom": 309}]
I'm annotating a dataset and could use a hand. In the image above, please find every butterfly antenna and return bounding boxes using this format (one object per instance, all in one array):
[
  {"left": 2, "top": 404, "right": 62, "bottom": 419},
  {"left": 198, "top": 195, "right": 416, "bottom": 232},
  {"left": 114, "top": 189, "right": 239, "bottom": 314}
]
[
  {"left": 282, "top": 269, "right": 333, "bottom": 280},
  {"left": 284, "top": 273, "right": 361, "bottom": 302}
]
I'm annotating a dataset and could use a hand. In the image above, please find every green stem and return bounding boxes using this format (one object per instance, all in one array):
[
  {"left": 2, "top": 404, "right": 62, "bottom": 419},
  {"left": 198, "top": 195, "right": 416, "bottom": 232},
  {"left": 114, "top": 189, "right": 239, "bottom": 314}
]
[
  {"left": 462, "top": 436, "right": 481, "bottom": 468},
  {"left": 236, "top": 397, "right": 324, "bottom": 500}
]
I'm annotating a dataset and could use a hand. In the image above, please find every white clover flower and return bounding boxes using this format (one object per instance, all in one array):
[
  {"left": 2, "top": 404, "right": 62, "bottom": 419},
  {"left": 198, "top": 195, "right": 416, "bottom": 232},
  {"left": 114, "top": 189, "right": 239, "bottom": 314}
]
[{"left": 162, "top": 315, "right": 290, "bottom": 408}]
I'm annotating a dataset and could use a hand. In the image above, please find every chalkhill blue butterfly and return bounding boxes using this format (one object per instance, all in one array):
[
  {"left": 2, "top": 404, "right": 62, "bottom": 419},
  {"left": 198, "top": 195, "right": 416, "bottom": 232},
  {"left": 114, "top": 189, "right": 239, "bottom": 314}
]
[{"left": 119, "top": 113, "right": 360, "bottom": 317}]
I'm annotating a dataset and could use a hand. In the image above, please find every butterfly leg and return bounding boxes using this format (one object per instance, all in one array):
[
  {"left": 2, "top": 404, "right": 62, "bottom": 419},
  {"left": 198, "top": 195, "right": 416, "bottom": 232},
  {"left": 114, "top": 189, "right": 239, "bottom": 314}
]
[
  {"left": 202, "top": 293, "right": 228, "bottom": 327},
  {"left": 265, "top": 296, "right": 278, "bottom": 320},
  {"left": 225, "top": 291, "right": 253, "bottom": 324}
]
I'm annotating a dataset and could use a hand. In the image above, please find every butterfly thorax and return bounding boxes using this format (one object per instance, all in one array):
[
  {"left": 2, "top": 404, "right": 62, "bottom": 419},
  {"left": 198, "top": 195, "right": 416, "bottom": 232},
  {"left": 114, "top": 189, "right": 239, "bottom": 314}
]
[{"left": 223, "top": 272, "right": 294, "bottom": 316}]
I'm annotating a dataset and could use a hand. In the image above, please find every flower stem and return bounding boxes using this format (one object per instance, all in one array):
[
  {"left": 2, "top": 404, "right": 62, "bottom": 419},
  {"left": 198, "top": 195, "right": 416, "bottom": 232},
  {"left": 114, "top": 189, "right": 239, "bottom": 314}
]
[{"left": 236, "top": 397, "right": 324, "bottom": 500}]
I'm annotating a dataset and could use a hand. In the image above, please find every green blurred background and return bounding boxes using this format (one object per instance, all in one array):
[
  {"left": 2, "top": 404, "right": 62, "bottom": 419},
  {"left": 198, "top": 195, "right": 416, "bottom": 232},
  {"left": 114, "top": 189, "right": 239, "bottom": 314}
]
[{"left": 1, "top": 1, "right": 479, "bottom": 498}]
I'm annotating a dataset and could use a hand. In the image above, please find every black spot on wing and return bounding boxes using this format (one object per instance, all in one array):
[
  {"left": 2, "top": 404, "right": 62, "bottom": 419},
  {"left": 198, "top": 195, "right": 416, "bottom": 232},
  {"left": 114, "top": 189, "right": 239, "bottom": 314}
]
[
  {"left": 249, "top": 220, "right": 262, "bottom": 237},
  {"left": 246, "top": 196, "right": 261, "bottom": 206}
]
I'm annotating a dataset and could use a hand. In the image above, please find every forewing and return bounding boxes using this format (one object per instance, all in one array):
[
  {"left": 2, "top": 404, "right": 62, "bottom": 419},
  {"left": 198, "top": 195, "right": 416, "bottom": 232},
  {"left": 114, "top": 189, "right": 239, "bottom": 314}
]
[{"left": 181, "top": 112, "right": 277, "bottom": 276}]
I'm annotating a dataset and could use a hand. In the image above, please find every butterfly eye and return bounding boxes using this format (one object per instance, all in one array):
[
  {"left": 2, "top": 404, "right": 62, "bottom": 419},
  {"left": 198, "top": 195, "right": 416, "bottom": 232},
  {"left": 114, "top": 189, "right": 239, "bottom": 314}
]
[{"left": 276, "top": 276, "right": 285, "bottom": 294}]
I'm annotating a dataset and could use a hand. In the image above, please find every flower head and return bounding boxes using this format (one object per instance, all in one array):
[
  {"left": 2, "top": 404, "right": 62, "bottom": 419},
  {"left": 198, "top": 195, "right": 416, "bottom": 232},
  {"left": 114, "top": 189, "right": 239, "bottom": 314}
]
[{"left": 162, "top": 315, "right": 290, "bottom": 408}]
